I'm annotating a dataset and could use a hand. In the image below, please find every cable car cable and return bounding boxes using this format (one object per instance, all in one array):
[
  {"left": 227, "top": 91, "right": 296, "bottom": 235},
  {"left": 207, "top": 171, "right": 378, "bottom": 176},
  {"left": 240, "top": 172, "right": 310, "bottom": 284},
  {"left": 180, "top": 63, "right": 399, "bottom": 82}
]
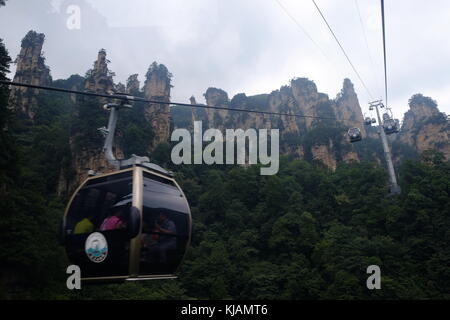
[
  {"left": 354, "top": 0, "right": 382, "bottom": 98},
  {"left": 311, "top": 0, "right": 374, "bottom": 100},
  {"left": 0, "top": 80, "right": 362, "bottom": 123},
  {"left": 274, "top": 0, "right": 323, "bottom": 54},
  {"left": 273, "top": 0, "right": 343, "bottom": 77},
  {"left": 380, "top": 0, "right": 388, "bottom": 107}
]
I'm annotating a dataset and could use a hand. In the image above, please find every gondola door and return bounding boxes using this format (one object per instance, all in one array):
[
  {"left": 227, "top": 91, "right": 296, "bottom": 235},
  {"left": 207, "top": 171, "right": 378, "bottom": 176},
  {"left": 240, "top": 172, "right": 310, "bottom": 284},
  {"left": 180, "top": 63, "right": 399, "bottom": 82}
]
[
  {"left": 138, "top": 169, "right": 191, "bottom": 278},
  {"left": 63, "top": 168, "right": 141, "bottom": 281}
]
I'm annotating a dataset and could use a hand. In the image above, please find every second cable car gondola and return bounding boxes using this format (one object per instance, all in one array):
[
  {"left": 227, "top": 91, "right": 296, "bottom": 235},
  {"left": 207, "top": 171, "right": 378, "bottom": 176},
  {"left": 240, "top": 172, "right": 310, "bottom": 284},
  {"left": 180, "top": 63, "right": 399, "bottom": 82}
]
[
  {"left": 382, "top": 113, "right": 399, "bottom": 135},
  {"left": 364, "top": 116, "right": 376, "bottom": 126},
  {"left": 61, "top": 97, "right": 192, "bottom": 282},
  {"left": 347, "top": 127, "right": 362, "bottom": 143}
]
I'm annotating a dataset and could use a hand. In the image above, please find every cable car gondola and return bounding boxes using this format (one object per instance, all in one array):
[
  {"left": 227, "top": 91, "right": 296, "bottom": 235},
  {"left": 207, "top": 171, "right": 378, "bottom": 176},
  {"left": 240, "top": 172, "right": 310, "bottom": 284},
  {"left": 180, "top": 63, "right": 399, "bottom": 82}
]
[
  {"left": 364, "top": 116, "right": 376, "bottom": 126},
  {"left": 347, "top": 127, "right": 362, "bottom": 143},
  {"left": 61, "top": 99, "right": 191, "bottom": 282},
  {"left": 382, "top": 113, "right": 399, "bottom": 135}
]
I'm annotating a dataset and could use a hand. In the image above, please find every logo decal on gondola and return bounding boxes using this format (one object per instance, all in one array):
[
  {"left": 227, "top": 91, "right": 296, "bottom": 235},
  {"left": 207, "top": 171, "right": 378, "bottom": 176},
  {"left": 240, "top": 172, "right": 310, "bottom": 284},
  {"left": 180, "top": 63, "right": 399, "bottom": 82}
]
[{"left": 85, "top": 232, "right": 108, "bottom": 263}]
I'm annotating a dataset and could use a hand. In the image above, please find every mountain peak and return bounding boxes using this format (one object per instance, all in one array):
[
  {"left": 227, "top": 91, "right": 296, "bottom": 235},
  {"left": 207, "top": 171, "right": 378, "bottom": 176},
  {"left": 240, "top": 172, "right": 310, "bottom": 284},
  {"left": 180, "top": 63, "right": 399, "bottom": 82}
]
[
  {"left": 204, "top": 87, "right": 229, "bottom": 107},
  {"left": 10, "top": 30, "right": 51, "bottom": 118},
  {"left": 84, "top": 49, "right": 114, "bottom": 93},
  {"left": 407, "top": 93, "right": 440, "bottom": 120},
  {"left": 398, "top": 93, "right": 450, "bottom": 160},
  {"left": 143, "top": 62, "right": 172, "bottom": 147},
  {"left": 336, "top": 78, "right": 356, "bottom": 100}
]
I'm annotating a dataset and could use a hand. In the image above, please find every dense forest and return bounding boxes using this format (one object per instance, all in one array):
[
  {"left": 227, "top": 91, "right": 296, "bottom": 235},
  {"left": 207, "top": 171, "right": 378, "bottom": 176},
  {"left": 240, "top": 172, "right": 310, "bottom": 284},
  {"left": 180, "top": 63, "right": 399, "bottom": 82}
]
[{"left": 1, "top": 32, "right": 450, "bottom": 300}]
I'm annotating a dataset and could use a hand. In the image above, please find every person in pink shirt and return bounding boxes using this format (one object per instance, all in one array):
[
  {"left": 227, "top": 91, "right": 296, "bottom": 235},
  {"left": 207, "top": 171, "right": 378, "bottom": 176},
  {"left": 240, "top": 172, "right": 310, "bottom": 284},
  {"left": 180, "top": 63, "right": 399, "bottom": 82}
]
[{"left": 100, "top": 207, "right": 126, "bottom": 231}]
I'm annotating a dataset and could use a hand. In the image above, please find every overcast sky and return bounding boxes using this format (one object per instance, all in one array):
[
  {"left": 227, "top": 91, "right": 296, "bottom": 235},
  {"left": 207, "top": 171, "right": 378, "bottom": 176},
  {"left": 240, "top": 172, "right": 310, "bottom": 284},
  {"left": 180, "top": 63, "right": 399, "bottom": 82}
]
[{"left": 1, "top": 0, "right": 449, "bottom": 120}]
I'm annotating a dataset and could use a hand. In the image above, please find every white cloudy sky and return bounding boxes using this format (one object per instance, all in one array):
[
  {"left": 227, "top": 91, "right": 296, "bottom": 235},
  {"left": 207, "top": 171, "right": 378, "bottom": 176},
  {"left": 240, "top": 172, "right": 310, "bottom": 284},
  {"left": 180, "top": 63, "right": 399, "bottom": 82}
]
[{"left": 1, "top": 0, "right": 449, "bottom": 120}]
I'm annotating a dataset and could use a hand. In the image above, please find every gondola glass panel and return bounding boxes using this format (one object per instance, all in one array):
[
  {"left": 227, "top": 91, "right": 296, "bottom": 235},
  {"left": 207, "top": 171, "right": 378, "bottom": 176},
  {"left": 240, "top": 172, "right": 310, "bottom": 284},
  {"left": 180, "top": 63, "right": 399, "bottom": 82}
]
[
  {"left": 64, "top": 171, "right": 133, "bottom": 279},
  {"left": 140, "top": 171, "right": 191, "bottom": 276}
]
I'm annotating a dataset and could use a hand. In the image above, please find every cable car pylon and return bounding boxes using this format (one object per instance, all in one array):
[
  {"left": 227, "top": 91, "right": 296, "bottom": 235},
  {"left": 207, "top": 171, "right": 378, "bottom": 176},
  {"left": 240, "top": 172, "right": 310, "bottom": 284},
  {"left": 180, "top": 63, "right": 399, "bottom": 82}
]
[
  {"left": 369, "top": 100, "right": 401, "bottom": 196},
  {"left": 99, "top": 95, "right": 171, "bottom": 173}
]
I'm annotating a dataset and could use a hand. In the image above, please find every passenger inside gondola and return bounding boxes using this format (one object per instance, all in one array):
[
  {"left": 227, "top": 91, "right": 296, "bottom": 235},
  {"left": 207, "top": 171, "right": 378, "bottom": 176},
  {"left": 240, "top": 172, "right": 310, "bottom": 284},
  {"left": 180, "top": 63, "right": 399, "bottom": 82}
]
[
  {"left": 74, "top": 215, "right": 94, "bottom": 234},
  {"left": 143, "top": 212, "right": 177, "bottom": 264},
  {"left": 100, "top": 206, "right": 127, "bottom": 231}
]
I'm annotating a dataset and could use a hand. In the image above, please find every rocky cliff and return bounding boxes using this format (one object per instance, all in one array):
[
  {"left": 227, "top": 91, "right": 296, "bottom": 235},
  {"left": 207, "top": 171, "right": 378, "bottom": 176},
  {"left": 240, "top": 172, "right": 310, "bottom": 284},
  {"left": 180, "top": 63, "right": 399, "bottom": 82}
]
[
  {"left": 9, "top": 30, "right": 52, "bottom": 119},
  {"left": 64, "top": 55, "right": 174, "bottom": 190},
  {"left": 60, "top": 49, "right": 124, "bottom": 193},
  {"left": 191, "top": 78, "right": 364, "bottom": 169},
  {"left": 56, "top": 53, "right": 173, "bottom": 192},
  {"left": 397, "top": 94, "right": 450, "bottom": 160},
  {"left": 333, "top": 79, "right": 366, "bottom": 137},
  {"left": 143, "top": 62, "right": 172, "bottom": 149},
  {"left": 84, "top": 49, "right": 114, "bottom": 93},
  {"left": 7, "top": 31, "right": 369, "bottom": 174},
  {"left": 9, "top": 30, "right": 449, "bottom": 185}
]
